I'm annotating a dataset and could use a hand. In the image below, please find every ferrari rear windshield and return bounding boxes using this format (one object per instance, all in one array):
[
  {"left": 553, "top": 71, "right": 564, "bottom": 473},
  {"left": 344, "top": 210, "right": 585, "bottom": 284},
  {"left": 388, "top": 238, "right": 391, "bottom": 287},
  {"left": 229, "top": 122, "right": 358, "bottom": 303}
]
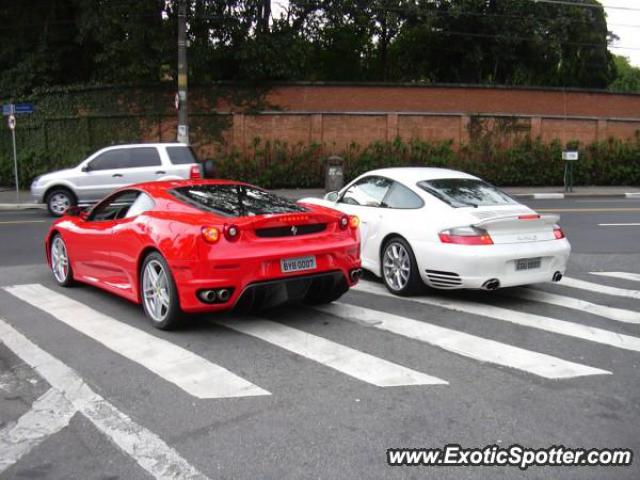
[
  {"left": 171, "top": 184, "right": 308, "bottom": 216},
  {"left": 417, "top": 178, "right": 517, "bottom": 208}
]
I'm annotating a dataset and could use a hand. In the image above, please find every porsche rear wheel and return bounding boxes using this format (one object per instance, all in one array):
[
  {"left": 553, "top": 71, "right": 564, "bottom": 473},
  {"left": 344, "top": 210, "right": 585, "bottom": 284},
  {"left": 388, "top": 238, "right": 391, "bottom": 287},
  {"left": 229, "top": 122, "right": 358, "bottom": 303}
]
[
  {"left": 50, "top": 235, "right": 74, "bottom": 287},
  {"left": 381, "top": 237, "right": 423, "bottom": 296},
  {"left": 141, "top": 252, "right": 182, "bottom": 330}
]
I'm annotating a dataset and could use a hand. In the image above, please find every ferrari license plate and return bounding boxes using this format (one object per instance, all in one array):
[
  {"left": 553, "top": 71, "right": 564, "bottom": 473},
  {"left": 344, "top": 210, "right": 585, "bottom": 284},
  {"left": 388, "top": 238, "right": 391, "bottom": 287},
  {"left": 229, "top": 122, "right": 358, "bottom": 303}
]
[
  {"left": 515, "top": 257, "right": 542, "bottom": 271},
  {"left": 281, "top": 255, "right": 317, "bottom": 273}
]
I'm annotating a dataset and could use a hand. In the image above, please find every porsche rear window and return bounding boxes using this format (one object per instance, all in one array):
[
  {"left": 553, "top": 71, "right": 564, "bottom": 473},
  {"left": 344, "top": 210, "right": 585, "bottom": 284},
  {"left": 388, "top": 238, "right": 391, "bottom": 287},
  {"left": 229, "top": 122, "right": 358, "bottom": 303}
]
[
  {"left": 171, "top": 185, "right": 308, "bottom": 216},
  {"left": 417, "top": 178, "right": 517, "bottom": 208}
]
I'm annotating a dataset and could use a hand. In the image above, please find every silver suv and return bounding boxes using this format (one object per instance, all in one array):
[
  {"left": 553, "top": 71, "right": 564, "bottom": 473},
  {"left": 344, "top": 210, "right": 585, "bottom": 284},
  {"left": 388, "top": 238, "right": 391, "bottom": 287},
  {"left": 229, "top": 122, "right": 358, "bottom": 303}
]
[{"left": 31, "top": 143, "right": 201, "bottom": 216}]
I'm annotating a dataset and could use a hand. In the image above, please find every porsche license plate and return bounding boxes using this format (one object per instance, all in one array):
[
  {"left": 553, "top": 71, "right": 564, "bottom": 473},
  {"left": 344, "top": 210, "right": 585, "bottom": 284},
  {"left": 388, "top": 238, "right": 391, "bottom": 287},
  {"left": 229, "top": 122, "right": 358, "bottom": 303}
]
[
  {"left": 515, "top": 257, "right": 542, "bottom": 271},
  {"left": 281, "top": 255, "right": 317, "bottom": 273}
]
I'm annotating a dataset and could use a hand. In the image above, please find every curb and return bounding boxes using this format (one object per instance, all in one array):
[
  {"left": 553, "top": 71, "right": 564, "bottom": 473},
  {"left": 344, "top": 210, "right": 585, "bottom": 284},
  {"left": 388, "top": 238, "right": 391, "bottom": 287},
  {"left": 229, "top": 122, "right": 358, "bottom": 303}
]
[
  {"left": 0, "top": 203, "right": 46, "bottom": 210},
  {"left": 511, "top": 192, "right": 640, "bottom": 199}
]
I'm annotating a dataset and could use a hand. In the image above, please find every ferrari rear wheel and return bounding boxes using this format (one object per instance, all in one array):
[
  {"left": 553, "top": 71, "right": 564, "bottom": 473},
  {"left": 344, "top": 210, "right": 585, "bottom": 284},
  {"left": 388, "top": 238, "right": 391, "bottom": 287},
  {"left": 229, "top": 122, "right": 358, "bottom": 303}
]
[
  {"left": 141, "top": 252, "right": 182, "bottom": 330},
  {"left": 50, "top": 235, "right": 74, "bottom": 287},
  {"left": 381, "top": 237, "right": 423, "bottom": 296}
]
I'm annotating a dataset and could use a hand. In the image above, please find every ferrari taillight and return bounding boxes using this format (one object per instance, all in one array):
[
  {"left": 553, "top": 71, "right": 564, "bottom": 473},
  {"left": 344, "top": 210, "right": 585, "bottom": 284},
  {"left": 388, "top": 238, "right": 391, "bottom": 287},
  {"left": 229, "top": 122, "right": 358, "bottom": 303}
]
[
  {"left": 339, "top": 215, "right": 349, "bottom": 230},
  {"left": 553, "top": 225, "right": 565, "bottom": 239},
  {"left": 349, "top": 215, "right": 360, "bottom": 229},
  {"left": 201, "top": 226, "right": 220, "bottom": 243},
  {"left": 439, "top": 226, "right": 493, "bottom": 245},
  {"left": 224, "top": 224, "right": 240, "bottom": 242},
  {"left": 190, "top": 164, "right": 202, "bottom": 179}
]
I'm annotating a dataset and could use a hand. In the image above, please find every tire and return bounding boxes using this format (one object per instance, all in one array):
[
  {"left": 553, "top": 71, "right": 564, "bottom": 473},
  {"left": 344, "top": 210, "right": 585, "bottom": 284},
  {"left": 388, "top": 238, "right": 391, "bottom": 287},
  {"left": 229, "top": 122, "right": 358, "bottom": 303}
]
[
  {"left": 46, "top": 188, "right": 76, "bottom": 217},
  {"left": 50, "top": 234, "right": 74, "bottom": 287},
  {"left": 140, "top": 252, "right": 183, "bottom": 330},
  {"left": 381, "top": 236, "right": 424, "bottom": 296}
]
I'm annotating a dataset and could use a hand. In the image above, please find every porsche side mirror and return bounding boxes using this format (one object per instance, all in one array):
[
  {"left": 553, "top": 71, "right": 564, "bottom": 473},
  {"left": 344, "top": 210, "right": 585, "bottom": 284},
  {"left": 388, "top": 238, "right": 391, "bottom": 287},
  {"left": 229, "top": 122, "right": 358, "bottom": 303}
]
[{"left": 324, "top": 191, "right": 339, "bottom": 202}]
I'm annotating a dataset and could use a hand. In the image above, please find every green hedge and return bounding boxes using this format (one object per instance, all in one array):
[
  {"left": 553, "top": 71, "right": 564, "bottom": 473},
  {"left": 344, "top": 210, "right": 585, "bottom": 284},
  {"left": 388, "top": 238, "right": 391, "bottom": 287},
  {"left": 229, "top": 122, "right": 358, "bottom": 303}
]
[
  {"left": 213, "top": 136, "right": 640, "bottom": 188},
  {"left": 2, "top": 135, "right": 639, "bottom": 189}
]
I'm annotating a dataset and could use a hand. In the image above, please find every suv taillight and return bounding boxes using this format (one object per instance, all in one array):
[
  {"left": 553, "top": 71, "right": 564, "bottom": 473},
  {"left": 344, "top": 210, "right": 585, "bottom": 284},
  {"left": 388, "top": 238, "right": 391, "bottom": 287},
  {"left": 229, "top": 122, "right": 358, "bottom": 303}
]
[{"left": 190, "top": 164, "right": 202, "bottom": 179}]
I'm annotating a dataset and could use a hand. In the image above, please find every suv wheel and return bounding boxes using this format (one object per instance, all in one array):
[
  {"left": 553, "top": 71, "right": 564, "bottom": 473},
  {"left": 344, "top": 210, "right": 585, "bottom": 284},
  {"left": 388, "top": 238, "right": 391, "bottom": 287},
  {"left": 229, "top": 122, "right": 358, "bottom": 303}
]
[{"left": 46, "top": 188, "right": 76, "bottom": 217}]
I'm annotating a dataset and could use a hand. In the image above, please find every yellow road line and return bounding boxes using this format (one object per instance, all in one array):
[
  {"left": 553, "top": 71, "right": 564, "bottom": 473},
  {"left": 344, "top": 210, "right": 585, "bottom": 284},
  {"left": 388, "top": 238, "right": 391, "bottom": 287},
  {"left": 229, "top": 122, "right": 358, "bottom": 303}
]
[
  {"left": 538, "top": 208, "right": 640, "bottom": 213},
  {"left": 0, "top": 220, "right": 46, "bottom": 225}
]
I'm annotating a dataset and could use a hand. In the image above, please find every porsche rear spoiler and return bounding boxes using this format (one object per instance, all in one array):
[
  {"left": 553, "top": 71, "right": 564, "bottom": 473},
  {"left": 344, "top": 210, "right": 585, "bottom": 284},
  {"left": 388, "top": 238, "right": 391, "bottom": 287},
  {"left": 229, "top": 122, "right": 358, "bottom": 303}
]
[{"left": 472, "top": 213, "right": 560, "bottom": 229}]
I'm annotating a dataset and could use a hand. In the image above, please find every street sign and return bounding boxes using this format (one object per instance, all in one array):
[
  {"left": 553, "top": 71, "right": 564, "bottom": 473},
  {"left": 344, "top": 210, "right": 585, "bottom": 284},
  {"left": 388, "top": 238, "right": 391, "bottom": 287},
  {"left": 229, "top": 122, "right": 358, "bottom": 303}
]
[
  {"left": 14, "top": 103, "right": 34, "bottom": 114},
  {"left": 7, "top": 114, "right": 15, "bottom": 130},
  {"left": 2, "top": 103, "right": 35, "bottom": 116},
  {"left": 562, "top": 151, "right": 579, "bottom": 161}
]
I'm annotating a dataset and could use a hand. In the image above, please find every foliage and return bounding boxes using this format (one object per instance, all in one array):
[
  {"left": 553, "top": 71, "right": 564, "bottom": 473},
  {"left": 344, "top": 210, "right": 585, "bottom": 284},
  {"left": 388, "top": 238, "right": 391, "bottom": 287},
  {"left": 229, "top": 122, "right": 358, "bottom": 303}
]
[
  {"left": 0, "top": 0, "right": 623, "bottom": 97},
  {"left": 609, "top": 56, "right": 640, "bottom": 93}
]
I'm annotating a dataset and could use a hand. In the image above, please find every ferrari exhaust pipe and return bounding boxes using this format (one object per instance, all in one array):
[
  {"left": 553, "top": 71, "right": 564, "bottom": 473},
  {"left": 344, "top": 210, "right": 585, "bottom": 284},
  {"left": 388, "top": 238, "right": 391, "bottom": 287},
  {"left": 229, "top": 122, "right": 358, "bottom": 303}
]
[
  {"left": 199, "top": 290, "right": 217, "bottom": 303},
  {"left": 349, "top": 269, "right": 363, "bottom": 282},
  {"left": 482, "top": 279, "right": 500, "bottom": 291},
  {"left": 552, "top": 271, "right": 563, "bottom": 282},
  {"left": 217, "top": 288, "right": 231, "bottom": 302}
]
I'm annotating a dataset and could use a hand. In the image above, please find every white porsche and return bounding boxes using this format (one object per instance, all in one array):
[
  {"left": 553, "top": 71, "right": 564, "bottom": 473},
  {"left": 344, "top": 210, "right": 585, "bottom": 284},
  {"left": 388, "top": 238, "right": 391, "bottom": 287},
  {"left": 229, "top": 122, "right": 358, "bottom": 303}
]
[{"left": 301, "top": 167, "right": 571, "bottom": 295}]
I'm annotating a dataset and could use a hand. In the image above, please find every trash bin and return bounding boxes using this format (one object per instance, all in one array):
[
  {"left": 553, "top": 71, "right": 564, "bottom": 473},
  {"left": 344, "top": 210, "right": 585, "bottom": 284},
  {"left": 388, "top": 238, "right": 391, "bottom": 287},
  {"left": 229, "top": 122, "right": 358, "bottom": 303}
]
[{"left": 325, "top": 155, "right": 345, "bottom": 192}]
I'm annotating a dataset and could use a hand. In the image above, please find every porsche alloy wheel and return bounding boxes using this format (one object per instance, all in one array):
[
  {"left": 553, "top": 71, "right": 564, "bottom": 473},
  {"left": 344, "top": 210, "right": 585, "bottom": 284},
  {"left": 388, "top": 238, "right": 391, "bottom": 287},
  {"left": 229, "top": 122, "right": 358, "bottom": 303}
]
[
  {"left": 51, "top": 235, "right": 73, "bottom": 286},
  {"left": 381, "top": 237, "right": 423, "bottom": 296},
  {"left": 141, "top": 253, "right": 181, "bottom": 329}
]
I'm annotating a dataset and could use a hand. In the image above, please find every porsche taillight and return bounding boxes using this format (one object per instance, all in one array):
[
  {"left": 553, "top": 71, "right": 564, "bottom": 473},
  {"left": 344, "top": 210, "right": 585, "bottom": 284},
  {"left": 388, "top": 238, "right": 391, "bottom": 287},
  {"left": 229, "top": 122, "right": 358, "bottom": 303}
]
[
  {"left": 190, "top": 164, "right": 202, "bottom": 179},
  {"left": 439, "top": 226, "right": 493, "bottom": 245},
  {"left": 553, "top": 225, "right": 565, "bottom": 239},
  {"left": 201, "top": 226, "right": 220, "bottom": 243}
]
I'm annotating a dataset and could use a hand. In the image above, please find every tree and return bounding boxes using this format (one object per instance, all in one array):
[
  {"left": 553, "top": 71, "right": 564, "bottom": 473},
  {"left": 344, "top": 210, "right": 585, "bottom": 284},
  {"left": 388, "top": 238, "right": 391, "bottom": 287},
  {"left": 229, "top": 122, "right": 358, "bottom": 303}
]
[{"left": 609, "top": 55, "right": 640, "bottom": 93}]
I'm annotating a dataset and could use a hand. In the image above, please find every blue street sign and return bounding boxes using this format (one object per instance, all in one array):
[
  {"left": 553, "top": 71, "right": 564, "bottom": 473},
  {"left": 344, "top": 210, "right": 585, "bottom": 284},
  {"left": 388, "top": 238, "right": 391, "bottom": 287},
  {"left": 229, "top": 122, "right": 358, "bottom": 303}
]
[
  {"left": 14, "top": 103, "right": 34, "bottom": 114},
  {"left": 2, "top": 103, "right": 34, "bottom": 115}
]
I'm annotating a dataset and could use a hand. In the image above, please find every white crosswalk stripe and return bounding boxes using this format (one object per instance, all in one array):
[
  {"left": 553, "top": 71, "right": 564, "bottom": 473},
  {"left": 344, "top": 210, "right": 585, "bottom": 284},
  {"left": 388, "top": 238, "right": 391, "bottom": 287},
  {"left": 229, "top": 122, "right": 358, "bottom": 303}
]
[
  {"left": 3, "top": 284, "right": 270, "bottom": 399},
  {"left": 219, "top": 318, "right": 447, "bottom": 387},
  {"left": 591, "top": 272, "right": 640, "bottom": 283},
  {"left": 559, "top": 277, "right": 640, "bottom": 300},
  {"left": 354, "top": 281, "right": 640, "bottom": 353},
  {"left": 314, "top": 303, "right": 610, "bottom": 379},
  {"left": 506, "top": 288, "right": 640, "bottom": 324}
]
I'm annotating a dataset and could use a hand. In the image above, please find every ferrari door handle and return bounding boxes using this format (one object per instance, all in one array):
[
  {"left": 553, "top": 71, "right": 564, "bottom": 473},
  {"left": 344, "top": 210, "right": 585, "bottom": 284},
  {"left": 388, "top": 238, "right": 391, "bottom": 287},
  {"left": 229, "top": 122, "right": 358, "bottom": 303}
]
[
  {"left": 112, "top": 173, "right": 123, "bottom": 178},
  {"left": 155, "top": 170, "right": 166, "bottom": 175}
]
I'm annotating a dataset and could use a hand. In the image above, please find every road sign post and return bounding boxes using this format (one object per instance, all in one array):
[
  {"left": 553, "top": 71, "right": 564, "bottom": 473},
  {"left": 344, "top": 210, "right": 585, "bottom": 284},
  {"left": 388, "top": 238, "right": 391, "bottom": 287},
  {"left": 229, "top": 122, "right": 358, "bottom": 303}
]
[
  {"left": 3, "top": 103, "right": 35, "bottom": 202},
  {"left": 8, "top": 114, "right": 19, "bottom": 201},
  {"left": 562, "top": 150, "right": 579, "bottom": 193}
]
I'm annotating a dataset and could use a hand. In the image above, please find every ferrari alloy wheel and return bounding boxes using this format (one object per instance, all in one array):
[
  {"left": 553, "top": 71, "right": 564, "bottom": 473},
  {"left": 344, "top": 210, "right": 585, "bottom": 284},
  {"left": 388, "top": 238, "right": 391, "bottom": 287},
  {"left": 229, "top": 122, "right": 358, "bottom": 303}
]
[
  {"left": 141, "top": 252, "right": 182, "bottom": 329},
  {"left": 382, "top": 237, "right": 423, "bottom": 296},
  {"left": 51, "top": 235, "right": 73, "bottom": 286},
  {"left": 46, "top": 188, "right": 76, "bottom": 217}
]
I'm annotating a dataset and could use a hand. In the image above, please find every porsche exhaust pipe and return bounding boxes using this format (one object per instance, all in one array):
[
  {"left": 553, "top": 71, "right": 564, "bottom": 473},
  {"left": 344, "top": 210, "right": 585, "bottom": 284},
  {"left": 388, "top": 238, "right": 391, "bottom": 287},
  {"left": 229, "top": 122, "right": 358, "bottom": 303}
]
[
  {"left": 217, "top": 288, "right": 231, "bottom": 302},
  {"left": 552, "top": 271, "right": 563, "bottom": 282},
  {"left": 482, "top": 279, "right": 500, "bottom": 291}
]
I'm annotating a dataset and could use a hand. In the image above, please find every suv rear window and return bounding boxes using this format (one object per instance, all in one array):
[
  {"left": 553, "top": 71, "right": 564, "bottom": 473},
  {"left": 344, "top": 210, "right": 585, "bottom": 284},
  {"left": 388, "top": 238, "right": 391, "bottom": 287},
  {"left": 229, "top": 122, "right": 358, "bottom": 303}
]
[
  {"left": 171, "top": 184, "right": 308, "bottom": 217},
  {"left": 417, "top": 178, "right": 516, "bottom": 208},
  {"left": 166, "top": 146, "right": 198, "bottom": 165}
]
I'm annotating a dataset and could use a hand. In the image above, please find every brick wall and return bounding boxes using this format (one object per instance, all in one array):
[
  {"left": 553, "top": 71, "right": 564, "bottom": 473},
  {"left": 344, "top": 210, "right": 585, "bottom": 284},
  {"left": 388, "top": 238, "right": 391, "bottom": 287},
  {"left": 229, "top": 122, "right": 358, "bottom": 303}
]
[{"left": 210, "top": 84, "right": 640, "bottom": 152}]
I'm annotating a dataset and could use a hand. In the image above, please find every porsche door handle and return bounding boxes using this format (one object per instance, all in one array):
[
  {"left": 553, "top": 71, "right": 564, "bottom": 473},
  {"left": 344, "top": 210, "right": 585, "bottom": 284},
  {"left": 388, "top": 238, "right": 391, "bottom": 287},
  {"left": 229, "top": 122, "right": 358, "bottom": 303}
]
[
  {"left": 155, "top": 170, "right": 166, "bottom": 175},
  {"left": 112, "top": 173, "right": 123, "bottom": 178}
]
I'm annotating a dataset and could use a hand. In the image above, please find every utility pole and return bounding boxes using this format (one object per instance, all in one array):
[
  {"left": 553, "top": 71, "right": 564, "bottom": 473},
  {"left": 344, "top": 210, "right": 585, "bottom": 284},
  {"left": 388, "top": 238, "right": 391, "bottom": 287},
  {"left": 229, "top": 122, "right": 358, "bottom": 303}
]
[{"left": 177, "top": 0, "right": 189, "bottom": 144}]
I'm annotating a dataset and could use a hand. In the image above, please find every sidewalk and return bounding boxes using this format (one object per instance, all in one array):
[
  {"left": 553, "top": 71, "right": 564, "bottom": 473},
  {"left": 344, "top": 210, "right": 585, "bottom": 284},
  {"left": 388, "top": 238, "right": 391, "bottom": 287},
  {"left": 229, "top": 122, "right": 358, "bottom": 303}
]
[{"left": 1, "top": 185, "right": 640, "bottom": 210}]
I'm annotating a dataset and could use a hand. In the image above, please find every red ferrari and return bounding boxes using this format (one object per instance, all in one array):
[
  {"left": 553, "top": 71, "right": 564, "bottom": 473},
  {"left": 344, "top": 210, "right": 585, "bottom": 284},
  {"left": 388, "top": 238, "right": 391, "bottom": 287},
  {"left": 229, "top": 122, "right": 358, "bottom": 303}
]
[{"left": 45, "top": 180, "right": 361, "bottom": 329}]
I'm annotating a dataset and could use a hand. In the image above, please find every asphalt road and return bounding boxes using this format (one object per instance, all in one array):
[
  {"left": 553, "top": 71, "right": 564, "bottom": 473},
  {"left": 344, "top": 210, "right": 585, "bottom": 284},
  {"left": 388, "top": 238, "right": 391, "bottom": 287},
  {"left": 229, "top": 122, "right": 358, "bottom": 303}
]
[{"left": 0, "top": 197, "right": 639, "bottom": 479}]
